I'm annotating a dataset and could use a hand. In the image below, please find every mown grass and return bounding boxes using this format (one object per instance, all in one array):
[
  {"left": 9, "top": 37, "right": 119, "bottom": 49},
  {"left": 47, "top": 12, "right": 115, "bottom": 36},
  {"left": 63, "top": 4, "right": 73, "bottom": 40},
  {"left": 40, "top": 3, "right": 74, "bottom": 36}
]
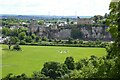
[{"left": 1, "top": 44, "right": 107, "bottom": 77}]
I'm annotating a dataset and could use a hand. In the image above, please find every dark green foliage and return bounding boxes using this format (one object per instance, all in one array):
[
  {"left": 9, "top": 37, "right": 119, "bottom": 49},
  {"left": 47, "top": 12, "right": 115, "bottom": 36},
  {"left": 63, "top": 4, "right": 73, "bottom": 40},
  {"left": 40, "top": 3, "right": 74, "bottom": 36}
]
[
  {"left": 66, "top": 38, "right": 73, "bottom": 44},
  {"left": 76, "top": 61, "right": 83, "bottom": 70},
  {"left": 10, "top": 37, "right": 20, "bottom": 44},
  {"left": 66, "top": 18, "right": 69, "bottom": 24},
  {"left": 25, "top": 36, "right": 32, "bottom": 43},
  {"left": 38, "top": 20, "right": 44, "bottom": 25},
  {"left": 95, "top": 39, "right": 101, "bottom": 44},
  {"left": 79, "top": 40, "right": 83, "bottom": 44},
  {"left": 18, "top": 32, "right": 26, "bottom": 40},
  {"left": 64, "top": 56, "right": 75, "bottom": 70},
  {"left": 80, "top": 58, "right": 89, "bottom": 66},
  {"left": 31, "top": 33, "right": 36, "bottom": 39},
  {"left": 92, "top": 15, "right": 104, "bottom": 23},
  {"left": 2, "top": 27, "right": 11, "bottom": 36},
  {"left": 104, "top": 1, "right": 120, "bottom": 78},
  {"left": 2, "top": 73, "right": 13, "bottom": 80},
  {"left": 10, "top": 28, "right": 19, "bottom": 36},
  {"left": 35, "top": 36, "right": 40, "bottom": 42},
  {"left": 20, "top": 40, "right": 26, "bottom": 45},
  {"left": 48, "top": 39, "right": 52, "bottom": 42},
  {"left": 42, "top": 36, "right": 48, "bottom": 41},
  {"left": 2, "top": 73, "right": 27, "bottom": 80},
  {"left": 41, "top": 62, "right": 68, "bottom": 79},
  {"left": 32, "top": 71, "right": 49, "bottom": 79},
  {"left": 13, "top": 44, "right": 21, "bottom": 51},
  {"left": 71, "top": 27, "right": 83, "bottom": 39}
]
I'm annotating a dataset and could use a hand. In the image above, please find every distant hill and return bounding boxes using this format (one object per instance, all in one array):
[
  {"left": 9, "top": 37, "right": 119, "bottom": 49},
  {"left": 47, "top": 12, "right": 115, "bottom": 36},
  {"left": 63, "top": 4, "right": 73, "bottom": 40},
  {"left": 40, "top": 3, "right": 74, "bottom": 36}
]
[{"left": 0, "top": 14, "right": 92, "bottom": 19}]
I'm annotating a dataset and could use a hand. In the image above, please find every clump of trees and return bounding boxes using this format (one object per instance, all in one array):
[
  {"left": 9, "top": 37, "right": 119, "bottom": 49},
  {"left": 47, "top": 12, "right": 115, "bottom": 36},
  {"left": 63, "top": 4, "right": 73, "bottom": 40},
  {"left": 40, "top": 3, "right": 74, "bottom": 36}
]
[{"left": 41, "top": 62, "right": 68, "bottom": 79}]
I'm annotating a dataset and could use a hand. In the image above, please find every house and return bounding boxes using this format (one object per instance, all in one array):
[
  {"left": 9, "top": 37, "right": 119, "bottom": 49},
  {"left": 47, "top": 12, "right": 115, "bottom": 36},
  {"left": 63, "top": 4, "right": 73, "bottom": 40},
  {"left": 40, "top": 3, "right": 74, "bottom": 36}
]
[{"left": 77, "top": 17, "right": 94, "bottom": 25}]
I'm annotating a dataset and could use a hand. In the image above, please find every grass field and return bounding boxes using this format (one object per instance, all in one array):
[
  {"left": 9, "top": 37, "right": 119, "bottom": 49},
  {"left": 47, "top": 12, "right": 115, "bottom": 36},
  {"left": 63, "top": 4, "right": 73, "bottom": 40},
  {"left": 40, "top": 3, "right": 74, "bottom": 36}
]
[{"left": 1, "top": 45, "right": 107, "bottom": 77}]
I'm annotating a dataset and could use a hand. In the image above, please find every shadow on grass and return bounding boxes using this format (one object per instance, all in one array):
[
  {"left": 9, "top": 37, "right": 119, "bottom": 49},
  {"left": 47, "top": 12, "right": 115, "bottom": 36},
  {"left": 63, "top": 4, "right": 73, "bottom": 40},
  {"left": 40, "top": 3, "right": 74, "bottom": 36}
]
[
  {"left": 2, "top": 48, "right": 9, "bottom": 51},
  {"left": 2, "top": 48, "right": 22, "bottom": 51}
]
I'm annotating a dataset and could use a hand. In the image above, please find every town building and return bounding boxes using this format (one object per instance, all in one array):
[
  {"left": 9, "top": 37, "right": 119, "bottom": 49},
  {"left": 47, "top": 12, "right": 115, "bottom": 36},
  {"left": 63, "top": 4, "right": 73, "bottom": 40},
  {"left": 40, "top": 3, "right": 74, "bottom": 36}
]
[{"left": 77, "top": 17, "right": 94, "bottom": 25}]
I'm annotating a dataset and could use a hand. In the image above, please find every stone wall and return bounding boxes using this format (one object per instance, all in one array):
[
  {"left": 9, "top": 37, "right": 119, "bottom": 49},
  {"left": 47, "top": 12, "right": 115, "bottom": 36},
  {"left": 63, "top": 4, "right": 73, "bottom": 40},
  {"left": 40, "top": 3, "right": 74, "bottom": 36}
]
[
  {"left": 80, "top": 26, "right": 112, "bottom": 41},
  {"left": 49, "top": 29, "right": 71, "bottom": 39}
]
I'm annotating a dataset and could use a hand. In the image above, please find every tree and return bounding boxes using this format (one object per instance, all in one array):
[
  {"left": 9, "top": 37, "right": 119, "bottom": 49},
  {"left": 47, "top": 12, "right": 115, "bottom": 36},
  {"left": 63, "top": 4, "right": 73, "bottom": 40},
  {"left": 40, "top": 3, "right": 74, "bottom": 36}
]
[
  {"left": 7, "top": 39, "right": 12, "bottom": 50},
  {"left": 104, "top": 13, "right": 109, "bottom": 18},
  {"left": 38, "top": 20, "right": 44, "bottom": 25},
  {"left": 32, "top": 71, "right": 48, "bottom": 79},
  {"left": 20, "top": 40, "right": 26, "bottom": 45},
  {"left": 105, "top": 1, "right": 120, "bottom": 78},
  {"left": 64, "top": 56, "right": 75, "bottom": 70},
  {"left": 2, "top": 73, "right": 27, "bottom": 80},
  {"left": 41, "top": 62, "right": 68, "bottom": 79},
  {"left": 10, "top": 28, "right": 19, "bottom": 36},
  {"left": 71, "top": 27, "right": 83, "bottom": 39},
  {"left": 18, "top": 28, "right": 28, "bottom": 33},
  {"left": 6, "top": 37, "right": 19, "bottom": 50},
  {"left": 66, "top": 18, "right": 69, "bottom": 24},
  {"left": 35, "top": 36, "right": 40, "bottom": 42},
  {"left": 31, "top": 33, "right": 36, "bottom": 39},
  {"left": 42, "top": 36, "right": 48, "bottom": 41},
  {"left": 10, "top": 37, "right": 20, "bottom": 44},
  {"left": 2, "top": 27, "right": 11, "bottom": 36},
  {"left": 93, "top": 15, "right": 104, "bottom": 23},
  {"left": 13, "top": 44, "right": 21, "bottom": 51},
  {"left": 25, "top": 36, "right": 32, "bottom": 43},
  {"left": 18, "top": 32, "right": 26, "bottom": 40}
]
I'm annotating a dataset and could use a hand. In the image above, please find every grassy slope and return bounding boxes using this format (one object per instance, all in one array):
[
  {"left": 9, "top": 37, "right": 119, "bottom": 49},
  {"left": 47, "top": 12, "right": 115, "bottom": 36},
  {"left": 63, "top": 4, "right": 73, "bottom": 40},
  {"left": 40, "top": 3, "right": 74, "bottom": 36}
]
[{"left": 1, "top": 45, "right": 106, "bottom": 77}]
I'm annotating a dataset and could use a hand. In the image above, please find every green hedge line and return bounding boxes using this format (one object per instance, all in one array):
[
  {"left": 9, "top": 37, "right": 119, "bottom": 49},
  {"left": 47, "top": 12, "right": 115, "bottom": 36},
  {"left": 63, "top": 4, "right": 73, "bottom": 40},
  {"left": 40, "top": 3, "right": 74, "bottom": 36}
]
[{"left": 20, "top": 42, "right": 108, "bottom": 48}]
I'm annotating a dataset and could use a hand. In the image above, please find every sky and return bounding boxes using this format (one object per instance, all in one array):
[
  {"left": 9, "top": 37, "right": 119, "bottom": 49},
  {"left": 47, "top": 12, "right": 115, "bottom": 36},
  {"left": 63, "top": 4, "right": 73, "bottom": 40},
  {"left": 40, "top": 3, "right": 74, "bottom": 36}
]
[{"left": 0, "top": 0, "right": 111, "bottom": 16}]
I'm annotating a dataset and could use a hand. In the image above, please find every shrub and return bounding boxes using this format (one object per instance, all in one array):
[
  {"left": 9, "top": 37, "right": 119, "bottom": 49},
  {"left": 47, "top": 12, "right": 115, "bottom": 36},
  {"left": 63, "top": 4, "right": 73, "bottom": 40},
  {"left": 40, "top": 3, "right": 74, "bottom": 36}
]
[
  {"left": 41, "top": 62, "right": 68, "bottom": 79},
  {"left": 35, "top": 36, "right": 40, "bottom": 42},
  {"left": 42, "top": 36, "right": 48, "bottom": 41},
  {"left": 13, "top": 44, "right": 21, "bottom": 51},
  {"left": 64, "top": 56, "right": 75, "bottom": 70},
  {"left": 76, "top": 62, "right": 83, "bottom": 70},
  {"left": 48, "top": 39, "right": 52, "bottom": 42},
  {"left": 79, "top": 40, "right": 83, "bottom": 44},
  {"left": 32, "top": 71, "right": 48, "bottom": 79},
  {"left": 20, "top": 40, "right": 26, "bottom": 45},
  {"left": 25, "top": 36, "right": 32, "bottom": 43}
]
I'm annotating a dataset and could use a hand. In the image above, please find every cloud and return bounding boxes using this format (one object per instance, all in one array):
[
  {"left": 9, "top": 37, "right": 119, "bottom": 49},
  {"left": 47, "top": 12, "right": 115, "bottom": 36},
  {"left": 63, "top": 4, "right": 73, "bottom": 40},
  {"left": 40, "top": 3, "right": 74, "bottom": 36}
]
[{"left": 0, "top": 0, "right": 111, "bottom": 16}]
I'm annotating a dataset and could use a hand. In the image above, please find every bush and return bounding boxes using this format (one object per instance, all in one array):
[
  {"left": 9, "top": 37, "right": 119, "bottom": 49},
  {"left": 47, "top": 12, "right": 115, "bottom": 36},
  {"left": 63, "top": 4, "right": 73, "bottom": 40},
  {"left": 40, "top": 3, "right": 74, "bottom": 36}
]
[
  {"left": 48, "top": 39, "right": 52, "bottom": 42},
  {"left": 41, "top": 62, "right": 68, "bottom": 79},
  {"left": 35, "top": 36, "right": 40, "bottom": 42},
  {"left": 32, "top": 71, "right": 48, "bottom": 79},
  {"left": 42, "top": 36, "right": 48, "bottom": 41},
  {"left": 79, "top": 40, "right": 83, "bottom": 44},
  {"left": 25, "top": 36, "right": 32, "bottom": 43},
  {"left": 64, "top": 56, "right": 75, "bottom": 70},
  {"left": 20, "top": 40, "right": 26, "bottom": 45},
  {"left": 13, "top": 44, "right": 21, "bottom": 51}
]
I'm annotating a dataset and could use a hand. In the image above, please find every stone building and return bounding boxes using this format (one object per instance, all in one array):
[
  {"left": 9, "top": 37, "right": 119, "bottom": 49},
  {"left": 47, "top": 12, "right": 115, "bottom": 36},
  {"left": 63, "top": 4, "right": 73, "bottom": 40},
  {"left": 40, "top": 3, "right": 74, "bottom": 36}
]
[{"left": 77, "top": 17, "right": 94, "bottom": 25}]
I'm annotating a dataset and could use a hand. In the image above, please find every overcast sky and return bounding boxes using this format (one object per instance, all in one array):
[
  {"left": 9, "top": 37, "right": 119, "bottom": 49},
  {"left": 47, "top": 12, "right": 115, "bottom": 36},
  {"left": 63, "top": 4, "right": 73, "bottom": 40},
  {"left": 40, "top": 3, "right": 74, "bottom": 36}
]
[{"left": 0, "top": 0, "right": 111, "bottom": 16}]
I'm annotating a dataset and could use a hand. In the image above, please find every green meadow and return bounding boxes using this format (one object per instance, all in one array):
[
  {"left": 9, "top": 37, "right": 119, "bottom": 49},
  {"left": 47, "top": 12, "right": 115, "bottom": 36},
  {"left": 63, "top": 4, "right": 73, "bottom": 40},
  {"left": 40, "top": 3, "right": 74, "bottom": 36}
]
[{"left": 1, "top": 45, "right": 106, "bottom": 77}]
